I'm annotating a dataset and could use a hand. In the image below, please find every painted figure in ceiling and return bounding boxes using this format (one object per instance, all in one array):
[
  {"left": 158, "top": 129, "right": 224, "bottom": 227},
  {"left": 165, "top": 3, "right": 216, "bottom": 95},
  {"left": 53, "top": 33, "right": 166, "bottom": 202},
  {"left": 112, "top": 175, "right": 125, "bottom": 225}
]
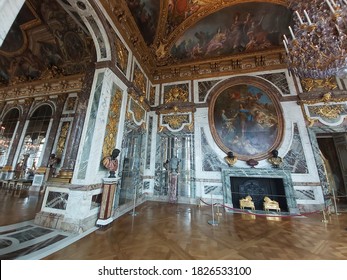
[
  {"left": 171, "top": 2, "right": 291, "bottom": 61},
  {"left": 126, "top": 0, "right": 159, "bottom": 45}
]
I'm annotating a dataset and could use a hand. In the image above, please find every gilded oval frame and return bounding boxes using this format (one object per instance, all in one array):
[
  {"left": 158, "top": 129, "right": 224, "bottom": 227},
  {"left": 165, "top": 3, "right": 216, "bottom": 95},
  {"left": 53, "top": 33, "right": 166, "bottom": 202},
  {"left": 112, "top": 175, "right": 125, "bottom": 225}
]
[{"left": 208, "top": 76, "right": 284, "bottom": 161}]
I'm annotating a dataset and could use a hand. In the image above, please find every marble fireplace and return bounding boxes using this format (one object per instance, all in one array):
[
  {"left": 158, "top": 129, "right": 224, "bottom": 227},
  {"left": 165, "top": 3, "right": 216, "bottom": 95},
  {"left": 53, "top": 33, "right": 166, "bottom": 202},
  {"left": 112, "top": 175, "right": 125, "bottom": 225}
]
[{"left": 222, "top": 168, "right": 299, "bottom": 214}]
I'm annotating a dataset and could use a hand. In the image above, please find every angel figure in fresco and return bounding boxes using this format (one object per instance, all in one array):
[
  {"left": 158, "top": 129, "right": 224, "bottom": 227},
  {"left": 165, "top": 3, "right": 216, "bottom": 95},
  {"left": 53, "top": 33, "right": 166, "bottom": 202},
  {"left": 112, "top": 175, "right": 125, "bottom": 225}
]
[{"left": 205, "top": 28, "right": 227, "bottom": 55}]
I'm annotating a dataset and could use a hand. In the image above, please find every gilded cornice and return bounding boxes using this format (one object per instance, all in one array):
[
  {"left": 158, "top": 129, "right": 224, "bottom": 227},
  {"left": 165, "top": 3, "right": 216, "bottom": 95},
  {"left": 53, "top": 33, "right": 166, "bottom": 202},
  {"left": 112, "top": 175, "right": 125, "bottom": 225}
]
[
  {"left": 0, "top": 74, "right": 84, "bottom": 102},
  {"left": 153, "top": 49, "right": 286, "bottom": 83}
]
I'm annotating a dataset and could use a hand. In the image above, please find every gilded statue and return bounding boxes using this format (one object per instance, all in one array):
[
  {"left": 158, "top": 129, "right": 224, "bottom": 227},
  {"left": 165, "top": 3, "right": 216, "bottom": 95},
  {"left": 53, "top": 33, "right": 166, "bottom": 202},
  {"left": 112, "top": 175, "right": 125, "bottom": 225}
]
[{"left": 224, "top": 151, "right": 237, "bottom": 167}]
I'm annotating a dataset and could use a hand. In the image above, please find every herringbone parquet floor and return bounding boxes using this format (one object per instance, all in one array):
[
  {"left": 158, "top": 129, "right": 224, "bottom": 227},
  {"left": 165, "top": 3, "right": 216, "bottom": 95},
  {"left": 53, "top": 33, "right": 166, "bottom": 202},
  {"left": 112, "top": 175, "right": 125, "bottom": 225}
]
[{"left": 42, "top": 201, "right": 347, "bottom": 260}]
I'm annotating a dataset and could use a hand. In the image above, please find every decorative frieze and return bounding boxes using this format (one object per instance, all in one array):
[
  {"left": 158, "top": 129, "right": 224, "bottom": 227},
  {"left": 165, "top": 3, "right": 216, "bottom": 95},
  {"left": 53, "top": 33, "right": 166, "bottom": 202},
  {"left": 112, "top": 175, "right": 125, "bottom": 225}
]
[{"left": 0, "top": 74, "right": 84, "bottom": 102}]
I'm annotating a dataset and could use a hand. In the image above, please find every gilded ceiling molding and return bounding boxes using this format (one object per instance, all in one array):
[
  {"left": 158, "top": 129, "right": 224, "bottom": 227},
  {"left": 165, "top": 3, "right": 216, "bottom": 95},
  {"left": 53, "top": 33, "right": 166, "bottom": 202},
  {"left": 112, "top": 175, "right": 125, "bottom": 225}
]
[{"left": 0, "top": 74, "right": 84, "bottom": 102}]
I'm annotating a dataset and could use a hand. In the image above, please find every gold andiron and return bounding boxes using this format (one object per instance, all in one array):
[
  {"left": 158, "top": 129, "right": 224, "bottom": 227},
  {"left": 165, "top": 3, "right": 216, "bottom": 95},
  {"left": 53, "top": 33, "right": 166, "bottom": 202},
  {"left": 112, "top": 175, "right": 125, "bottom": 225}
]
[
  {"left": 239, "top": 195, "right": 255, "bottom": 210},
  {"left": 263, "top": 196, "right": 280, "bottom": 212}
]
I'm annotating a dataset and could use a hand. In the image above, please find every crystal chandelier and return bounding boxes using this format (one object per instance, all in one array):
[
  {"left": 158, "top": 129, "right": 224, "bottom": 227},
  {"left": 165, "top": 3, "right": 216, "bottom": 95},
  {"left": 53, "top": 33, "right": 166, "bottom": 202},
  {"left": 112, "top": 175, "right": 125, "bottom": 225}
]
[{"left": 283, "top": 0, "right": 347, "bottom": 79}]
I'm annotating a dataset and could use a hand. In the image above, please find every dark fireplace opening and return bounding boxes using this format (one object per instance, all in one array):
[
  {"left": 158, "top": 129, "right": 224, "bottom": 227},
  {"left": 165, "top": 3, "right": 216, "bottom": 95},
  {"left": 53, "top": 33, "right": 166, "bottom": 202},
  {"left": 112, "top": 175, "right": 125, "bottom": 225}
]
[{"left": 230, "top": 177, "right": 288, "bottom": 212}]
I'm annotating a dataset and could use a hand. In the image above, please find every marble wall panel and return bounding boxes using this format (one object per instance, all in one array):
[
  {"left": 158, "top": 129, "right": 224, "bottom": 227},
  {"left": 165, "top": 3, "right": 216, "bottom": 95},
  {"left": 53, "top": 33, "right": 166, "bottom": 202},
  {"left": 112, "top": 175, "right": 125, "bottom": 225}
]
[
  {"left": 77, "top": 72, "right": 104, "bottom": 179},
  {"left": 145, "top": 116, "right": 153, "bottom": 169},
  {"left": 201, "top": 128, "right": 227, "bottom": 172},
  {"left": 259, "top": 73, "right": 290, "bottom": 95},
  {"left": 282, "top": 123, "right": 309, "bottom": 173},
  {"left": 45, "top": 191, "right": 69, "bottom": 210},
  {"left": 204, "top": 185, "right": 223, "bottom": 196},
  {"left": 198, "top": 80, "right": 219, "bottom": 102}
]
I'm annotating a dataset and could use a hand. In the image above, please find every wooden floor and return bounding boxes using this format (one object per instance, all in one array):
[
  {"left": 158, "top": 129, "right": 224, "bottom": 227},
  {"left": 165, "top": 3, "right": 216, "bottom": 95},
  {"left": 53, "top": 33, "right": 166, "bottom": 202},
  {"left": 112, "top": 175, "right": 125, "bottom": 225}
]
[
  {"left": 0, "top": 192, "right": 44, "bottom": 227},
  {"left": 45, "top": 201, "right": 347, "bottom": 260},
  {"left": 1, "top": 192, "right": 347, "bottom": 260}
]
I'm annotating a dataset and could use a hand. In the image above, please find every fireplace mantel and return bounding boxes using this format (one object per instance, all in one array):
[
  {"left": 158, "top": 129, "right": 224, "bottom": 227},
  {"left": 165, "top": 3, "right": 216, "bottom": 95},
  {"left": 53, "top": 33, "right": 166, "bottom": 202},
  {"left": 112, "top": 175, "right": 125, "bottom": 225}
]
[{"left": 222, "top": 168, "right": 299, "bottom": 214}]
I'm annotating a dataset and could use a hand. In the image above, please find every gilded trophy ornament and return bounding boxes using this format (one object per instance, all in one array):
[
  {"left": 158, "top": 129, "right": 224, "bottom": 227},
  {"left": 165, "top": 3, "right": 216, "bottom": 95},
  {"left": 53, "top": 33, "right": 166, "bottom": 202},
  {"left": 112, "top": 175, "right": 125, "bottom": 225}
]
[{"left": 165, "top": 87, "right": 189, "bottom": 103}]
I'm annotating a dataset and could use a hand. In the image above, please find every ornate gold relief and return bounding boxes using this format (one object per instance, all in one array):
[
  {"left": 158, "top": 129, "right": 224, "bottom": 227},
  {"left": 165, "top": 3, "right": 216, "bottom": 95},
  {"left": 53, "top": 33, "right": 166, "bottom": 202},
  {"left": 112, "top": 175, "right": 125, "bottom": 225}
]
[
  {"left": 158, "top": 109, "right": 194, "bottom": 133},
  {"left": 102, "top": 86, "right": 122, "bottom": 158},
  {"left": 65, "top": 96, "right": 77, "bottom": 111},
  {"left": 56, "top": 121, "right": 70, "bottom": 158},
  {"left": 155, "top": 42, "right": 168, "bottom": 60},
  {"left": 309, "top": 105, "right": 345, "bottom": 120},
  {"left": 133, "top": 64, "right": 147, "bottom": 96},
  {"left": 164, "top": 86, "right": 189, "bottom": 104},
  {"left": 299, "top": 92, "right": 347, "bottom": 126},
  {"left": 149, "top": 86, "right": 156, "bottom": 106},
  {"left": 115, "top": 36, "right": 128, "bottom": 73},
  {"left": 300, "top": 77, "right": 338, "bottom": 92},
  {"left": 162, "top": 114, "right": 189, "bottom": 130}
]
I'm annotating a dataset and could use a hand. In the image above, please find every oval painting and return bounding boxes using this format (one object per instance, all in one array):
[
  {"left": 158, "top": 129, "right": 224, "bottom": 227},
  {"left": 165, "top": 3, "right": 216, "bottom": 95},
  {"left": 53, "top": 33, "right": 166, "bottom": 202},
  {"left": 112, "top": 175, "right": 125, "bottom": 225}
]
[{"left": 208, "top": 76, "right": 284, "bottom": 161}]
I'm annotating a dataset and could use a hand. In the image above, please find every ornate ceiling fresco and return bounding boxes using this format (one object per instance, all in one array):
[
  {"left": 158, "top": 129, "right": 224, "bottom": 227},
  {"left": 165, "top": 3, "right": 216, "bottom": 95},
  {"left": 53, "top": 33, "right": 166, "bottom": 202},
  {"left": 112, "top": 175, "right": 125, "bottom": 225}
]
[
  {"left": 0, "top": 0, "right": 95, "bottom": 88},
  {"left": 107, "top": 0, "right": 292, "bottom": 80},
  {"left": 0, "top": 0, "right": 292, "bottom": 87}
]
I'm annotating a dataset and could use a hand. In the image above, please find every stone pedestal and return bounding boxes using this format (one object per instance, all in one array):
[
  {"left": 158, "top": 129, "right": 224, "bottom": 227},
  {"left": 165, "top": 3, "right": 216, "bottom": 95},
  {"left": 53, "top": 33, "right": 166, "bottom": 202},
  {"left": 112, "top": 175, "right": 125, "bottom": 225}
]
[
  {"left": 34, "top": 182, "right": 103, "bottom": 233},
  {"left": 168, "top": 172, "right": 178, "bottom": 203},
  {"left": 96, "top": 177, "right": 120, "bottom": 226}
]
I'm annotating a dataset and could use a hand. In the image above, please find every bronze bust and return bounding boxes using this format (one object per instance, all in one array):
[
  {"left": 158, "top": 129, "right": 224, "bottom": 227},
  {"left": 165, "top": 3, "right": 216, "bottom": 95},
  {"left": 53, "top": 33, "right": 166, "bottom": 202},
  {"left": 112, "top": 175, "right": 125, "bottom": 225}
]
[
  {"left": 224, "top": 151, "right": 237, "bottom": 167},
  {"left": 268, "top": 149, "right": 282, "bottom": 168}
]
